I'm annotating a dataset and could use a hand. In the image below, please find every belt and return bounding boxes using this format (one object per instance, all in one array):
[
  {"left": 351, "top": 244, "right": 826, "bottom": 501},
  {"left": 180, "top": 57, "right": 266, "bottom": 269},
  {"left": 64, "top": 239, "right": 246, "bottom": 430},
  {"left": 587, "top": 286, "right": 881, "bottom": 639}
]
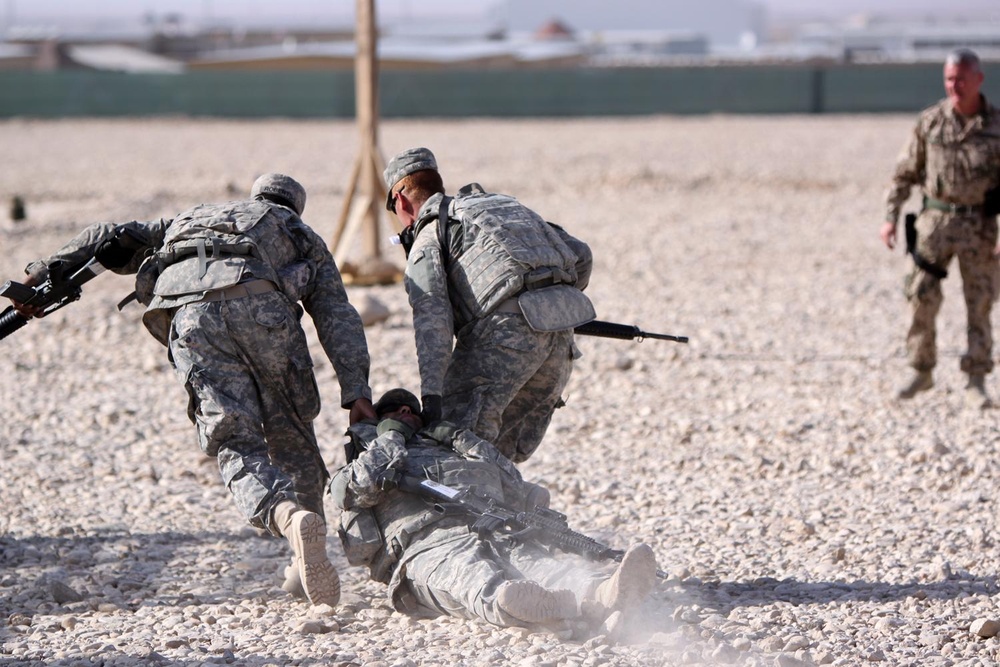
[
  {"left": 923, "top": 196, "right": 983, "bottom": 216},
  {"left": 200, "top": 279, "right": 276, "bottom": 303},
  {"left": 493, "top": 297, "right": 522, "bottom": 315}
]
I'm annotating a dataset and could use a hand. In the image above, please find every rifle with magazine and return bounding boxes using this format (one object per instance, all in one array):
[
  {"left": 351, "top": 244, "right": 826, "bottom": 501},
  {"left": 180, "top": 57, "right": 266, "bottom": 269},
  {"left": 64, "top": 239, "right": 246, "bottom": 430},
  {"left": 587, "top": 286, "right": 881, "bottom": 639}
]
[
  {"left": 388, "top": 473, "right": 669, "bottom": 579},
  {"left": 575, "top": 319, "right": 688, "bottom": 344},
  {"left": 0, "top": 258, "right": 107, "bottom": 341},
  {"left": 0, "top": 227, "right": 145, "bottom": 341}
]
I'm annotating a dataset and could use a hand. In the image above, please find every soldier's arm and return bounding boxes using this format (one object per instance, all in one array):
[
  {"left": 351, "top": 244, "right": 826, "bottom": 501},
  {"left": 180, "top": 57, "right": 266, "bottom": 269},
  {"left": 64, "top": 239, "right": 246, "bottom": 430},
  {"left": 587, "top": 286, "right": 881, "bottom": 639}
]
[
  {"left": 449, "top": 427, "right": 525, "bottom": 500},
  {"left": 329, "top": 430, "right": 408, "bottom": 509},
  {"left": 25, "top": 219, "right": 168, "bottom": 282},
  {"left": 884, "top": 119, "right": 926, "bottom": 226},
  {"left": 404, "top": 220, "right": 455, "bottom": 398},
  {"left": 295, "top": 224, "right": 373, "bottom": 409}
]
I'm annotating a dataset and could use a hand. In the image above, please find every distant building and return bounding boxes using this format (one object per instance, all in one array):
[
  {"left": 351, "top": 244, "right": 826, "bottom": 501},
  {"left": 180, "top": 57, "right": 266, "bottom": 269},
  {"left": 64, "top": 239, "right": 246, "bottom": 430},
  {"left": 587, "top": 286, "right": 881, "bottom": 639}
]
[
  {"left": 798, "top": 19, "right": 1000, "bottom": 63},
  {"left": 495, "top": 0, "right": 764, "bottom": 51}
]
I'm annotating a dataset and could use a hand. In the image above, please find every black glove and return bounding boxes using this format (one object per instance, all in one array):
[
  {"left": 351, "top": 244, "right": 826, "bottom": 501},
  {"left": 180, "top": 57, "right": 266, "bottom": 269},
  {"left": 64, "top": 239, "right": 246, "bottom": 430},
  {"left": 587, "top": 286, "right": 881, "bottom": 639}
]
[{"left": 420, "top": 394, "right": 442, "bottom": 425}]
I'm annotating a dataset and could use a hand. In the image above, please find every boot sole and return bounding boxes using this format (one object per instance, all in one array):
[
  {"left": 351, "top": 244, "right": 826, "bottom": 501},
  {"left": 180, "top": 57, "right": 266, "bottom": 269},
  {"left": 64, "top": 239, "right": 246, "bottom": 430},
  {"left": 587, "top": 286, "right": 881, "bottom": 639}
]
[{"left": 289, "top": 511, "right": 341, "bottom": 607}]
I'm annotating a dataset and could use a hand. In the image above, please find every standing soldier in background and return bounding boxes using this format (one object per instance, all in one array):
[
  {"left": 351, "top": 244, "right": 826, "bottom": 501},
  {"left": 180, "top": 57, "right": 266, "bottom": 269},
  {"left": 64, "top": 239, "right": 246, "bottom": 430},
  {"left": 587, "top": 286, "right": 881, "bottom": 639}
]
[
  {"left": 383, "top": 148, "right": 595, "bottom": 463},
  {"left": 880, "top": 48, "right": 1000, "bottom": 408},
  {"left": 8, "top": 173, "right": 376, "bottom": 606}
]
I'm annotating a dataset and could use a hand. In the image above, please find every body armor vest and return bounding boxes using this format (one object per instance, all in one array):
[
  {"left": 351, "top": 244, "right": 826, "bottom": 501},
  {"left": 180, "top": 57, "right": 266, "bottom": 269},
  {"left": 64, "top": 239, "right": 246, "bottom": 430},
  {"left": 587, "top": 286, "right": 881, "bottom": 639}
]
[{"left": 435, "top": 190, "right": 582, "bottom": 325}]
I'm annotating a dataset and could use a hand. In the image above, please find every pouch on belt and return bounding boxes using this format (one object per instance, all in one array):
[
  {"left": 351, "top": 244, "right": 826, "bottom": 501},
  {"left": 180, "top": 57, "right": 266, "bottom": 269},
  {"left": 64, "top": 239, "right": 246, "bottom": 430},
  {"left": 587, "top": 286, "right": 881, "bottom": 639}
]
[{"left": 516, "top": 284, "right": 596, "bottom": 332}]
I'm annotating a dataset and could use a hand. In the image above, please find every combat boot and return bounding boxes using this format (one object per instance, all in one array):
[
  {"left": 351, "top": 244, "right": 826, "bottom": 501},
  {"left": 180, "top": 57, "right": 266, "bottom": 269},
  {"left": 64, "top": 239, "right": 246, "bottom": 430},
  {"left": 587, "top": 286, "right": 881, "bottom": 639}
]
[
  {"left": 273, "top": 500, "right": 340, "bottom": 607},
  {"left": 496, "top": 580, "right": 578, "bottom": 624},
  {"left": 896, "top": 370, "right": 933, "bottom": 399},
  {"left": 592, "top": 543, "right": 657, "bottom": 614},
  {"left": 965, "top": 374, "right": 991, "bottom": 409},
  {"left": 280, "top": 560, "right": 307, "bottom": 601}
]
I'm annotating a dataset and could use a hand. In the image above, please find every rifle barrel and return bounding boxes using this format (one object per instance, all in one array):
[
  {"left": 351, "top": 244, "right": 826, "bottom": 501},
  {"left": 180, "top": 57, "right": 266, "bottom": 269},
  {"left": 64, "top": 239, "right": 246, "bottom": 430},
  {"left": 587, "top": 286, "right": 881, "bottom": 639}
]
[
  {"left": 575, "top": 319, "right": 688, "bottom": 343},
  {"left": 0, "top": 306, "right": 30, "bottom": 341}
]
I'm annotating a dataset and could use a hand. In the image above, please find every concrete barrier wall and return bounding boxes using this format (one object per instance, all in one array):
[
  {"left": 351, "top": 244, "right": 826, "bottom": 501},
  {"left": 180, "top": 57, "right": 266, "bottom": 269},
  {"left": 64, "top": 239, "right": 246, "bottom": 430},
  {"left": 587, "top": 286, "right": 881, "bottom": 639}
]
[{"left": 0, "top": 63, "right": 947, "bottom": 118}]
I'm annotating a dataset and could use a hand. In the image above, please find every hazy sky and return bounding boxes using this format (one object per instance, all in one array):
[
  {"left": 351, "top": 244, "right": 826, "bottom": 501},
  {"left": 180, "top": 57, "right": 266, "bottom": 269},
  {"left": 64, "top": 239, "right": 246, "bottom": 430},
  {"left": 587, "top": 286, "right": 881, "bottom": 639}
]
[{"left": 5, "top": 0, "right": 997, "bottom": 23}]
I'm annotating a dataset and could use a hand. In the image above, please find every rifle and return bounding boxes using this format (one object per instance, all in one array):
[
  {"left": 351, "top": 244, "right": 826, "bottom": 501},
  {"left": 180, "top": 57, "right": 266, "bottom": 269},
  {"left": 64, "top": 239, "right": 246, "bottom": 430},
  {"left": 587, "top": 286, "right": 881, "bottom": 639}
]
[
  {"left": 575, "top": 319, "right": 688, "bottom": 344},
  {"left": 903, "top": 213, "right": 947, "bottom": 280},
  {"left": 393, "top": 474, "right": 668, "bottom": 579},
  {"left": 0, "top": 257, "right": 107, "bottom": 341}
]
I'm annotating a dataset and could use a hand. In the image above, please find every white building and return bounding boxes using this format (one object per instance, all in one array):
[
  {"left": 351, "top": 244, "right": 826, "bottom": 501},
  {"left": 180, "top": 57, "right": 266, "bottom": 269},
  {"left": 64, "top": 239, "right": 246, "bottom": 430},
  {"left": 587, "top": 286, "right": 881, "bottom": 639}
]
[
  {"left": 797, "top": 19, "right": 1000, "bottom": 63},
  {"left": 495, "top": 0, "right": 764, "bottom": 52}
]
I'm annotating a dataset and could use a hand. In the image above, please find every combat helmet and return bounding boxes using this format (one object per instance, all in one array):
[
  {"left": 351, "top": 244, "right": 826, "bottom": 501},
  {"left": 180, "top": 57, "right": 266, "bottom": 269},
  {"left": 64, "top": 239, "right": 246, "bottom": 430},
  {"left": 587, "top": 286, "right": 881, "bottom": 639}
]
[
  {"left": 251, "top": 173, "right": 307, "bottom": 215},
  {"left": 373, "top": 388, "right": 421, "bottom": 416}
]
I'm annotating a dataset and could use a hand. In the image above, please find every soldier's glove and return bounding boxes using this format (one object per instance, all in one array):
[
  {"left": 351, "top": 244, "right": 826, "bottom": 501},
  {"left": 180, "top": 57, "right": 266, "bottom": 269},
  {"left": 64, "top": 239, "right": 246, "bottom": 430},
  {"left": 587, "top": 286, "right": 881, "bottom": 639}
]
[
  {"left": 420, "top": 394, "right": 442, "bottom": 425},
  {"left": 95, "top": 226, "right": 145, "bottom": 270}
]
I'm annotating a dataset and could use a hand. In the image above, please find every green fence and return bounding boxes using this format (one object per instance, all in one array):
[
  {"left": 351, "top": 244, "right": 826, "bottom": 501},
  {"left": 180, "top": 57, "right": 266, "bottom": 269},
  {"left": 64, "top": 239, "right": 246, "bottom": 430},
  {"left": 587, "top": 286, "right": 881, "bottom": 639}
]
[{"left": 0, "top": 63, "right": 947, "bottom": 118}]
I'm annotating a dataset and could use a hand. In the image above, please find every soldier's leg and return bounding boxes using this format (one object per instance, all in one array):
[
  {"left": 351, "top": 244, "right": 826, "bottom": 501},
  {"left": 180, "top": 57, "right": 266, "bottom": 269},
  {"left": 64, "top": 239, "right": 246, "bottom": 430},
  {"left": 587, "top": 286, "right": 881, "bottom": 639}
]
[
  {"left": 170, "top": 303, "right": 293, "bottom": 533},
  {"left": 442, "top": 316, "right": 547, "bottom": 447},
  {"left": 227, "top": 293, "right": 328, "bottom": 519},
  {"left": 957, "top": 229, "right": 998, "bottom": 377},
  {"left": 904, "top": 267, "right": 944, "bottom": 373},
  {"left": 221, "top": 294, "right": 339, "bottom": 604},
  {"left": 494, "top": 331, "right": 574, "bottom": 463},
  {"left": 400, "top": 532, "right": 575, "bottom": 627}
]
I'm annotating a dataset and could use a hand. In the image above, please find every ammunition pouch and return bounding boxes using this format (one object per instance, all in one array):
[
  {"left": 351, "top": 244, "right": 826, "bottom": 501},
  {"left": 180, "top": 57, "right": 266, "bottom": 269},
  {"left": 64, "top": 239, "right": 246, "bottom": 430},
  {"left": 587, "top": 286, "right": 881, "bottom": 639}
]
[{"left": 338, "top": 508, "right": 385, "bottom": 567}]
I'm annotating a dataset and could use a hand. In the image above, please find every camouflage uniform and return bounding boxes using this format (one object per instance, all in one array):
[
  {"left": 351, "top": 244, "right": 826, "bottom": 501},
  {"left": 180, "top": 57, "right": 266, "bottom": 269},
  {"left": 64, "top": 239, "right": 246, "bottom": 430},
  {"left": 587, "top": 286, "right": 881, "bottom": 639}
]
[
  {"left": 329, "top": 421, "right": 607, "bottom": 627},
  {"left": 405, "top": 190, "right": 593, "bottom": 463},
  {"left": 885, "top": 95, "right": 1000, "bottom": 375},
  {"left": 27, "top": 199, "right": 372, "bottom": 535}
]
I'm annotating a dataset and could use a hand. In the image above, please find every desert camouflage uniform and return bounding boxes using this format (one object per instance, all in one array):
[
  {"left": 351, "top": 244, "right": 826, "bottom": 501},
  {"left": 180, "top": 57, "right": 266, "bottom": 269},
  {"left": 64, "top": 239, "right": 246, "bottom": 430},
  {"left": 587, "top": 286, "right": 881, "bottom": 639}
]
[
  {"left": 885, "top": 95, "right": 1000, "bottom": 375},
  {"left": 27, "top": 200, "right": 372, "bottom": 534},
  {"left": 405, "top": 191, "right": 593, "bottom": 463},
  {"left": 329, "top": 421, "right": 606, "bottom": 627}
]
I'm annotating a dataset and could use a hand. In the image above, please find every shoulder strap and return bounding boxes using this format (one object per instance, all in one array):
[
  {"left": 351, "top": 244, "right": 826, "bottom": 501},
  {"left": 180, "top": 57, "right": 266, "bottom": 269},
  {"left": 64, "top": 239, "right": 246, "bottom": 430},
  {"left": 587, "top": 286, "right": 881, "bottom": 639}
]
[{"left": 437, "top": 195, "right": 453, "bottom": 268}]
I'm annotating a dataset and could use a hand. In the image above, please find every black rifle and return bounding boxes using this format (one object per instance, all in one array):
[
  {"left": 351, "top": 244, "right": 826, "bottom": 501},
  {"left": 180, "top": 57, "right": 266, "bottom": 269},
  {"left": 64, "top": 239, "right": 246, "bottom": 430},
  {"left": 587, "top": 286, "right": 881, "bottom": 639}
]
[
  {"left": 393, "top": 474, "right": 668, "bottom": 579},
  {"left": 575, "top": 319, "right": 688, "bottom": 344},
  {"left": 903, "top": 213, "right": 947, "bottom": 280},
  {"left": 984, "top": 185, "right": 1000, "bottom": 218},
  {"left": 0, "top": 257, "right": 107, "bottom": 341}
]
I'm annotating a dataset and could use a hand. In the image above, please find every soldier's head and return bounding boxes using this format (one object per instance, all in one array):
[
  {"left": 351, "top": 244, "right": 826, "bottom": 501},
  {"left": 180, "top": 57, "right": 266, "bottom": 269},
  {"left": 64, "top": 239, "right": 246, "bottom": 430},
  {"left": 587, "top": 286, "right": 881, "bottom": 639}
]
[
  {"left": 383, "top": 147, "right": 444, "bottom": 227},
  {"left": 373, "top": 388, "right": 423, "bottom": 430},
  {"left": 251, "top": 173, "right": 307, "bottom": 216},
  {"left": 943, "top": 48, "right": 984, "bottom": 115}
]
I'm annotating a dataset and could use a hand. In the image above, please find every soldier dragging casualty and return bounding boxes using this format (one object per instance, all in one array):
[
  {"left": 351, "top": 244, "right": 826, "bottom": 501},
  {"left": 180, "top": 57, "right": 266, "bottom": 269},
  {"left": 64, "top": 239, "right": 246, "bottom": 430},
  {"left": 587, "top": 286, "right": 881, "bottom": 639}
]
[{"left": 5, "top": 173, "right": 378, "bottom": 606}]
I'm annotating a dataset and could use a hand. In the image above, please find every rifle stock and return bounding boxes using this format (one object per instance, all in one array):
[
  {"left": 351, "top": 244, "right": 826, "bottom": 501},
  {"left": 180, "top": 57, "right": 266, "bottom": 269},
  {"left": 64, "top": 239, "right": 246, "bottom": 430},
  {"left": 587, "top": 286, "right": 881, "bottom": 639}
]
[{"left": 575, "top": 319, "right": 688, "bottom": 344}]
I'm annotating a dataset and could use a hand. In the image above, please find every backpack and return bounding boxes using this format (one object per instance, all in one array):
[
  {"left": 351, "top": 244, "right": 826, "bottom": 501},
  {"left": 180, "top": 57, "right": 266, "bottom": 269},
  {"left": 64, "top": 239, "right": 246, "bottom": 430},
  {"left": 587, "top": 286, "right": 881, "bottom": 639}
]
[{"left": 432, "top": 185, "right": 594, "bottom": 330}]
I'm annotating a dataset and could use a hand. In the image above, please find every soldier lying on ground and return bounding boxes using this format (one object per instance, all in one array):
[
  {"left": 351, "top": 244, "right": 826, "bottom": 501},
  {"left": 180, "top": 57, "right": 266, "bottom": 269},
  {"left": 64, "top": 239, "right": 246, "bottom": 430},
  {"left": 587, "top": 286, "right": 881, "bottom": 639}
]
[
  {"left": 9, "top": 173, "right": 377, "bottom": 607},
  {"left": 329, "top": 389, "right": 658, "bottom": 636}
]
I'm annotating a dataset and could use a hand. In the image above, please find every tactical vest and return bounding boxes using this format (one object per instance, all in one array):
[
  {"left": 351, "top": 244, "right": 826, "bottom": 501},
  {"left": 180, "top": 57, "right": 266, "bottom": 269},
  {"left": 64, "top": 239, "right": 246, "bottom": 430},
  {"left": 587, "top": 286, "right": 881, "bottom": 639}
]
[
  {"left": 135, "top": 200, "right": 286, "bottom": 304},
  {"left": 432, "top": 189, "right": 583, "bottom": 326}
]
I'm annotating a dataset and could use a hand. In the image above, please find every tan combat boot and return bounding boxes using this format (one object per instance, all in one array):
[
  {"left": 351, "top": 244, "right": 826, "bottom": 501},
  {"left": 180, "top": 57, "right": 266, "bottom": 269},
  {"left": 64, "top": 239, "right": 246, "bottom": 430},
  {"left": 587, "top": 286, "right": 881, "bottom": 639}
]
[
  {"left": 965, "top": 374, "right": 991, "bottom": 409},
  {"left": 592, "top": 543, "right": 657, "bottom": 614},
  {"left": 280, "top": 560, "right": 307, "bottom": 600},
  {"left": 495, "top": 580, "right": 578, "bottom": 624},
  {"left": 273, "top": 500, "right": 340, "bottom": 607},
  {"left": 897, "top": 370, "right": 933, "bottom": 399}
]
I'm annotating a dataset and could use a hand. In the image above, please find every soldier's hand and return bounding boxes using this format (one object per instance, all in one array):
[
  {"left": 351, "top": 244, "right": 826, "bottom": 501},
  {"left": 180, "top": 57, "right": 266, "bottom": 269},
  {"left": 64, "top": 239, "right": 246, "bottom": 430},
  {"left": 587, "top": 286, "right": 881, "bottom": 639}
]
[
  {"left": 879, "top": 221, "right": 897, "bottom": 250},
  {"left": 348, "top": 397, "right": 376, "bottom": 425},
  {"left": 420, "top": 394, "right": 442, "bottom": 425},
  {"left": 10, "top": 274, "right": 42, "bottom": 318}
]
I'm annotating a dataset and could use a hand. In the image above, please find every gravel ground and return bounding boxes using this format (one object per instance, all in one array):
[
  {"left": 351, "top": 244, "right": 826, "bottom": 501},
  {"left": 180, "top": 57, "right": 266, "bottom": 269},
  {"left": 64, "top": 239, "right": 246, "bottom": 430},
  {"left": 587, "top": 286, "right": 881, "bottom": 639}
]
[{"left": 2, "top": 115, "right": 1000, "bottom": 667}]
